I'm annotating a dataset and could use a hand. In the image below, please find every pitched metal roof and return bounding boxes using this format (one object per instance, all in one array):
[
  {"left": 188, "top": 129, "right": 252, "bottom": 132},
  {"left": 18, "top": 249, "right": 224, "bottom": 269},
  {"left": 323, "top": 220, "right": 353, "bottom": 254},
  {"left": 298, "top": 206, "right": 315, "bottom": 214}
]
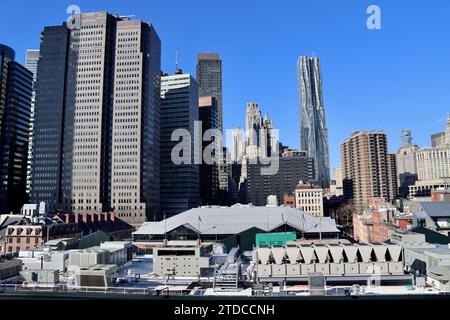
[
  {"left": 420, "top": 202, "right": 450, "bottom": 218},
  {"left": 133, "top": 206, "right": 339, "bottom": 236}
]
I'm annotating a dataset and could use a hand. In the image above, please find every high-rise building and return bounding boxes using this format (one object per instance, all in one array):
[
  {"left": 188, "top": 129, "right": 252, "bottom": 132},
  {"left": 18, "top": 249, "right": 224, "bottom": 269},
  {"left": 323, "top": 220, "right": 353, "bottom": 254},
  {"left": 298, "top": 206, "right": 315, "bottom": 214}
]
[
  {"left": 160, "top": 70, "right": 200, "bottom": 217},
  {"left": 31, "top": 13, "right": 161, "bottom": 226},
  {"left": 244, "top": 102, "right": 277, "bottom": 159},
  {"left": 416, "top": 116, "right": 450, "bottom": 182},
  {"left": 0, "top": 44, "right": 33, "bottom": 214},
  {"left": 24, "top": 49, "right": 39, "bottom": 197},
  {"left": 198, "top": 96, "right": 219, "bottom": 205},
  {"left": 395, "top": 130, "right": 419, "bottom": 198},
  {"left": 341, "top": 131, "right": 397, "bottom": 210},
  {"left": 297, "top": 56, "right": 330, "bottom": 187},
  {"left": 230, "top": 127, "right": 245, "bottom": 164},
  {"left": 431, "top": 115, "right": 450, "bottom": 147},
  {"left": 218, "top": 146, "right": 231, "bottom": 192},
  {"left": 196, "top": 53, "right": 222, "bottom": 132},
  {"left": 243, "top": 150, "right": 315, "bottom": 206}
]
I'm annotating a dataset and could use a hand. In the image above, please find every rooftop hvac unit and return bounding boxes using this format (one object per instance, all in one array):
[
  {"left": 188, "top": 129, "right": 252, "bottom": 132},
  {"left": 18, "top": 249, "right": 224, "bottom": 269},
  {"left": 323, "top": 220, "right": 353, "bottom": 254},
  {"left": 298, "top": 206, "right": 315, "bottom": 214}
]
[
  {"left": 300, "top": 245, "right": 315, "bottom": 264},
  {"left": 342, "top": 245, "right": 358, "bottom": 263},
  {"left": 313, "top": 245, "right": 329, "bottom": 264},
  {"left": 386, "top": 244, "right": 402, "bottom": 262},
  {"left": 357, "top": 244, "right": 373, "bottom": 263},
  {"left": 257, "top": 248, "right": 271, "bottom": 265},
  {"left": 328, "top": 245, "right": 344, "bottom": 263},
  {"left": 371, "top": 244, "right": 387, "bottom": 262},
  {"left": 271, "top": 248, "right": 286, "bottom": 265},
  {"left": 286, "top": 247, "right": 301, "bottom": 264}
]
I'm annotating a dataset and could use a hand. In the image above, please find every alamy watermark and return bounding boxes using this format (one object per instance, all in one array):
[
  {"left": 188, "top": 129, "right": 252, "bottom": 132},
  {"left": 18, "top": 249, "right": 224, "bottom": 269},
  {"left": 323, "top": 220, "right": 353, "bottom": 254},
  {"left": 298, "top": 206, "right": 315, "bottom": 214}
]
[
  {"left": 367, "top": 4, "right": 382, "bottom": 30},
  {"left": 170, "top": 123, "right": 280, "bottom": 176}
]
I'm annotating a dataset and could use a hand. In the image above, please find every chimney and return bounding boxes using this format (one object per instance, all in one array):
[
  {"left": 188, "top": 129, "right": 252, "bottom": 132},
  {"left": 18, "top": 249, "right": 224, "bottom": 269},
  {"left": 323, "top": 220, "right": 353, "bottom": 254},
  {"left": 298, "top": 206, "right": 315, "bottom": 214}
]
[
  {"left": 103, "top": 212, "right": 108, "bottom": 222},
  {"left": 74, "top": 214, "right": 79, "bottom": 224},
  {"left": 65, "top": 214, "right": 70, "bottom": 224},
  {"left": 97, "top": 212, "right": 102, "bottom": 223},
  {"left": 109, "top": 212, "right": 115, "bottom": 222},
  {"left": 90, "top": 212, "right": 96, "bottom": 223}
]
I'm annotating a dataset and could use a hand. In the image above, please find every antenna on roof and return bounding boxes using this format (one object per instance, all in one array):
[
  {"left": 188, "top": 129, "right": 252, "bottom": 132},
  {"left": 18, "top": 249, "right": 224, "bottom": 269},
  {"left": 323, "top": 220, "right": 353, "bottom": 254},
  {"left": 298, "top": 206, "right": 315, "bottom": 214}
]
[{"left": 175, "top": 51, "right": 183, "bottom": 75}]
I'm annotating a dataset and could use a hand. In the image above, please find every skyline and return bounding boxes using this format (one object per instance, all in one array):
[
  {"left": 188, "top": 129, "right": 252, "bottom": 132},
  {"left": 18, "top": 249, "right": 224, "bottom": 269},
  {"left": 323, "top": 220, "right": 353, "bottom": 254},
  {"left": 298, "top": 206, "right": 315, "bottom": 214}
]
[{"left": 1, "top": 0, "right": 450, "bottom": 170}]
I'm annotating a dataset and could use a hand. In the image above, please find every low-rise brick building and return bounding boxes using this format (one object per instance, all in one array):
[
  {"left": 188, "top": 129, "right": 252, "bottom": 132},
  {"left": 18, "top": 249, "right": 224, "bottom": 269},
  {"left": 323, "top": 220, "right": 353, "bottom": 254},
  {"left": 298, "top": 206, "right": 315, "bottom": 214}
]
[{"left": 3, "top": 212, "right": 133, "bottom": 254}]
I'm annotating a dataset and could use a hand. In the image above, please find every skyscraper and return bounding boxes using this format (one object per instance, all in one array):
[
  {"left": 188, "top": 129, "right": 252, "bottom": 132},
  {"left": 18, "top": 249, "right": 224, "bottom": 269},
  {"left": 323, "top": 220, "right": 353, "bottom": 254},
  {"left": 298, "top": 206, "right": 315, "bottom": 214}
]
[
  {"left": 230, "top": 127, "right": 245, "bottom": 163},
  {"left": 244, "top": 102, "right": 277, "bottom": 159},
  {"left": 196, "top": 53, "right": 223, "bottom": 132},
  {"left": 31, "top": 13, "right": 161, "bottom": 226},
  {"left": 243, "top": 150, "right": 315, "bottom": 206},
  {"left": 297, "top": 56, "right": 330, "bottom": 187},
  {"left": 395, "top": 130, "right": 419, "bottom": 198},
  {"left": 198, "top": 96, "right": 219, "bottom": 205},
  {"left": 416, "top": 115, "right": 450, "bottom": 182},
  {"left": 341, "top": 131, "right": 397, "bottom": 210},
  {"left": 24, "top": 49, "right": 39, "bottom": 197},
  {"left": 0, "top": 44, "right": 33, "bottom": 214},
  {"left": 431, "top": 115, "right": 450, "bottom": 147},
  {"left": 160, "top": 69, "right": 200, "bottom": 217}
]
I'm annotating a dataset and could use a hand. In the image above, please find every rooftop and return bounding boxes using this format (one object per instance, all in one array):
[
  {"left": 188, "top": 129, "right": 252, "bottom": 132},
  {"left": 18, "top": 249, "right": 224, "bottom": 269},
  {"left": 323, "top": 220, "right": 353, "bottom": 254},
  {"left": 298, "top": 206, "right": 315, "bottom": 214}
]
[
  {"left": 133, "top": 206, "right": 339, "bottom": 236},
  {"left": 419, "top": 202, "right": 450, "bottom": 218}
]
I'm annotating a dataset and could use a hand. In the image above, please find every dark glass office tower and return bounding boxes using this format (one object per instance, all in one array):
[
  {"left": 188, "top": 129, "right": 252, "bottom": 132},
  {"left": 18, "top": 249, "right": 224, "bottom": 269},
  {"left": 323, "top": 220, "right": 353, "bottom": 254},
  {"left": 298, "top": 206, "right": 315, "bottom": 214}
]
[
  {"left": 199, "top": 96, "right": 219, "bottom": 205},
  {"left": 160, "top": 70, "right": 200, "bottom": 218},
  {"left": 297, "top": 56, "right": 330, "bottom": 187},
  {"left": 196, "top": 53, "right": 223, "bottom": 132},
  {"left": 0, "top": 44, "right": 33, "bottom": 214},
  {"left": 30, "top": 26, "right": 70, "bottom": 212}
]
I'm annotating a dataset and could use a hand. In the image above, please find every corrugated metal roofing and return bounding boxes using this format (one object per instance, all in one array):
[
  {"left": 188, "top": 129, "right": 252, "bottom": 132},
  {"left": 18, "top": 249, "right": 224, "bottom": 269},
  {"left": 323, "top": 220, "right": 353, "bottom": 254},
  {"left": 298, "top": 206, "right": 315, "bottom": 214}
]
[
  {"left": 420, "top": 202, "right": 450, "bottom": 218},
  {"left": 133, "top": 206, "right": 339, "bottom": 236}
]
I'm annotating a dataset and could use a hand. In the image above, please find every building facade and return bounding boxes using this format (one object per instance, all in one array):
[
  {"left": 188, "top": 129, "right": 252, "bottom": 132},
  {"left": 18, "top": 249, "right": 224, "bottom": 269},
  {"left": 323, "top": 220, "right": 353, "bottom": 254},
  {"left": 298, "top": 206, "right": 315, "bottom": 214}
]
[
  {"left": 198, "top": 96, "right": 219, "bottom": 205},
  {"left": 24, "top": 49, "right": 40, "bottom": 197},
  {"left": 297, "top": 56, "right": 330, "bottom": 187},
  {"left": 160, "top": 70, "right": 200, "bottom": 217},
  {"left": 30, "top": 13, "right": 161, "bottom": 227},
  {"left": 352, "top": 198, "right": 408, "bottom": 243},
  {"left": 196, "top": 53, "right": 222, "bottom": 132},
  {"left": 416, "top": 147, "right": 450, "bottom": 182},
  {"left": 230, "top": 126, "right": 245, "bottom": 164},
  {"left": 341, "top": 131, "right": 397, "bottom": 211},
  {"left": 294, "top": 182, "right": 324, "bottom": 217},
  {"left": 243, "top": 150, "right": 315, "bottom": 206},
  {"left": 396, "top": 130, "right": 419, "bottom": 198},
  {"left": 0, "top": 44, "right": 33, "bottom": 214}
]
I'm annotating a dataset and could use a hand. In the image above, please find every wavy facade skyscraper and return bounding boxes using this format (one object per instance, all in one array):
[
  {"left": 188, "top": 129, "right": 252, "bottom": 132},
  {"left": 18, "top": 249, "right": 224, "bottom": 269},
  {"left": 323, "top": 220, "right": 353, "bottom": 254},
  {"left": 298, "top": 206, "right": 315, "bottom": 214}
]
[{"left": 297, "top": 56, "right": 330, "bottom": 187}]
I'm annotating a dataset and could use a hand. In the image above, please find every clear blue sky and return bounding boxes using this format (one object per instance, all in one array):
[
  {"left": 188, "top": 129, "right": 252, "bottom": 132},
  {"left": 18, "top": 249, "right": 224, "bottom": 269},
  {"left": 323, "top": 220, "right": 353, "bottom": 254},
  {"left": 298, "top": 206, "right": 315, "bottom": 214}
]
[{"left": 1, "top": 0, "right": 449, "bottom": 169}]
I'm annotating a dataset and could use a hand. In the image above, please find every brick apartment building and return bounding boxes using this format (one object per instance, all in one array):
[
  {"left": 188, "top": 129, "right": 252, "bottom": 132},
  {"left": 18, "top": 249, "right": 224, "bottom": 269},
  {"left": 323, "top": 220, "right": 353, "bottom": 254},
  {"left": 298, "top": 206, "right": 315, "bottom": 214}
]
[{"left": 353, "top": 198, "right": 412, "bottom": 243}]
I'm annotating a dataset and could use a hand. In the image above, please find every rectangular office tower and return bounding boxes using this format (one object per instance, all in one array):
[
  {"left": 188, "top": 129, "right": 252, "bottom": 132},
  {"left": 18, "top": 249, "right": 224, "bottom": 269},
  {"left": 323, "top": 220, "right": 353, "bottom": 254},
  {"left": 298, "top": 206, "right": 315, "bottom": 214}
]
[
  {"left": 199, "top": 96, "right": 219, "bottom": 205},
  {"left": 341, "top": 131, "right": 398, "bottom": 211},
  {"left": 242, "top": 150, "right": 315, "bottom": 206},
  {"left": 297, "top": 56, "right": 330, "bottom": 187},
  {"left": 31, "top": 12, "right": 161, "bottom": 226},
  {"left": 196, "top": 53, "right": 223, "bottom": 132},
  {"left": 0, "top": 44, "right": 33, "bottom": 214},
  {"left": 160, "top": 70, "right": 200, "bottom": 217},
  {"left": 24, "top": 49, "right": 40, "bottom": 196}
]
